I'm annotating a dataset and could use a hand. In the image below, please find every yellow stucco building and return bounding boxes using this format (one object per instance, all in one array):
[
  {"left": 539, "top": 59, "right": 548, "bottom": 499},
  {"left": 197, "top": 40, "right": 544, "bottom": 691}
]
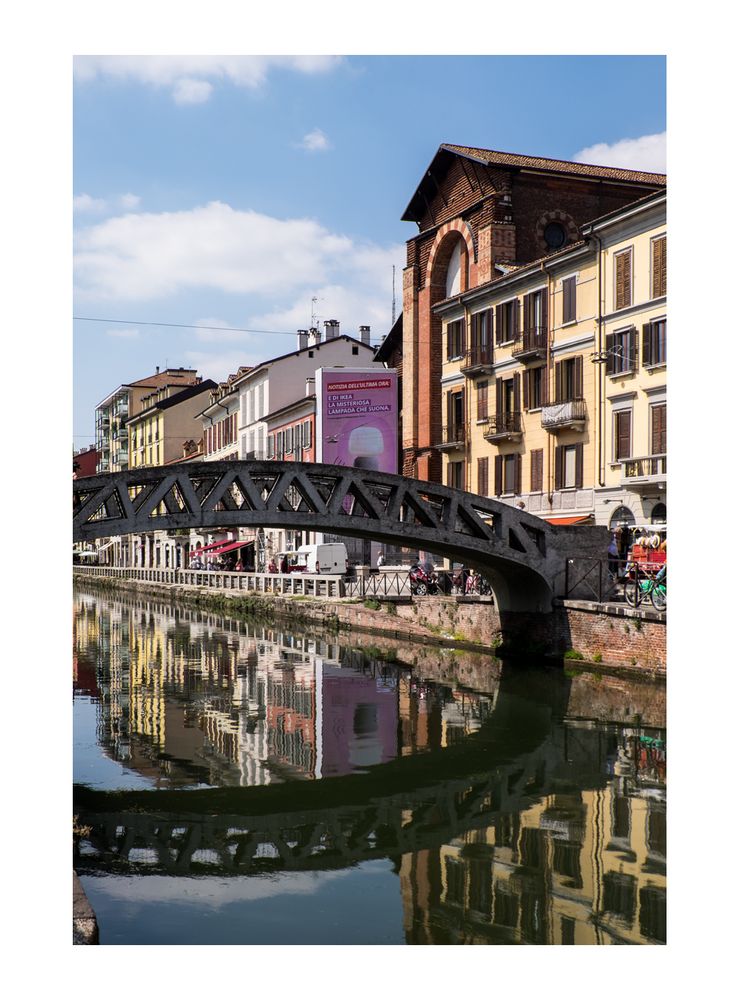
[{"left": 433, "top": 190, "right": 666, "bottom": 532}]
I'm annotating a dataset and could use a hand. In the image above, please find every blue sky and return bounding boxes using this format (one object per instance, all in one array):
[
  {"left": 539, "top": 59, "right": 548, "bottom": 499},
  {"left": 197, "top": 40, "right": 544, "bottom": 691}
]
[{"left": 73, "top": 54, "right": 666, "bottom": 446}]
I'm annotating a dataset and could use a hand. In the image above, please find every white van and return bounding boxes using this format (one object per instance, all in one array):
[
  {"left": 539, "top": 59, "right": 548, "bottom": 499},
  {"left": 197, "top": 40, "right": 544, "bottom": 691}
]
[{"left": 294, "top": 543, "right": 348, "bottom": 575}]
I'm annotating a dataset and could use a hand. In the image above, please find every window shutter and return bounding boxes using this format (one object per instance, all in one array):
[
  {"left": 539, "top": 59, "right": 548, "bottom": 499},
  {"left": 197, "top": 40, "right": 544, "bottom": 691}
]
[
  {"left": 555, "top": 360, "right": 563, "bottom": 403},
  {"left": 523, "top": 370, "right": 530, "bottom": 410},
  {"left": 494, "top": 455, "right": 503, "bottom": 495},
  {"left": 554, "top": 446, "right": 562, "bottom": 490},
  {"left": 446, "top": 462, "right": 454, "bottom": 488},
  {"left": 495, "top": 304, "right": 503, "bottom": 345},
  {"left": 629, "top": 327, "right": 638, "bottom": 371},
  {"left": 515, "top": 454, "right": 522, "bottom": 495},
  {"left": 513, "top": 299, "right": 520, "bottom": 339},
  {"left": 652, "top": 237, "right": 666, "bottom": 298},
  {"left": 616, "top": 411, "right": 631, "bottom": 461},
  {"left": 563, "top": 276, "right": 575, "bottom": 323},
  {"left": 541, "top": 365, "right": 549, "bottom": 406},
  {"left": 606, "top": 332, "right": 616, "bottom": 376},
  {"left": 651, "top": 404, "right": 667, "bottom": 454},
  {"left": 541, "top": 288, "right": 548, "bottom": 335},
  {"left": 513, "top": 372, "right": 521, "bottom": 412},
  {"left": 531, "top": 449, "right": 543, "bottom": 493},
  {"left": 574, "top": 355, "right": 583, "bottom": 398},
  {"left": 575, "top": 444, "right": 583, "bottom": 489},
  {"left": 616, "top": 251, "right": 631, "bottom": 310},
  {"left": 523, "top": 293, "right": 531, "bottom": 335},
  {"left": 486, "top": 308, "right": 494, "bottom": 348},
  {"left": 642, "top": 323, "right": 653, "bottom": 367},
  {"left": 495, "top": 377, "right": 503, "bottom": 416}
]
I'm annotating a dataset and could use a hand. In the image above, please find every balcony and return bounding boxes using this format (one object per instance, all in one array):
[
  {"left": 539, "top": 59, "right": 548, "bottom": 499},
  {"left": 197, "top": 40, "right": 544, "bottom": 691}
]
[
  {"left": 483, "top": 412, "right": 523, "bottom": 442},
  {"left": 437, "top": 423, "right": 467, "bottom": 450},
  {"left": 512, "top": 326, "right": 548, "bottom": 361},
  {"left": 460, "top": 347, "right": 494, "bottom": 376},
  {"left": 620, "top": 454, "right": 667, "bottom": 491},
  {"left": 541, "top": 398, "right": 588, "bottom": 432}
]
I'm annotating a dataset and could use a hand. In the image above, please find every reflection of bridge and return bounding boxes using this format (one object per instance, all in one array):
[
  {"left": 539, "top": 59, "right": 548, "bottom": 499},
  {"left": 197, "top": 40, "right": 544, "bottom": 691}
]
[
  {"left": 73, "top": 460, "right": 607, "bottom": 610},
  {"left": 74, "top": 705, "right": 609, "bottom": 878}
]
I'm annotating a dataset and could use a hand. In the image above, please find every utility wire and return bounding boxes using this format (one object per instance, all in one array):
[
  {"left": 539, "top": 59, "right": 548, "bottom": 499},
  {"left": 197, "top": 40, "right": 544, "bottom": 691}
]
[{"left": 74, "top": 315, "right": 385, "bottom": 343}]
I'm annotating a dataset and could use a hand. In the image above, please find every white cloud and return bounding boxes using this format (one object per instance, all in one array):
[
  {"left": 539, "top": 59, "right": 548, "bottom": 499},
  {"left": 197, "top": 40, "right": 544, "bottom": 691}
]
[
  {"left": 74, "top": 200, "right": 402, "bottom": 305},
  {"left": 573, "top": 131, "right": 666, "bottom": 173},
  {"left": 73, "top": 193, "right": 107, "bottom": 213},
  {"left": 173, "top": 78, "right": 213, "bottom": 105},
  {"left": 299, "top": 128, "right": 331, "bottom": 152},
  {"left": 119, "top": 193, "right": 141, "bottom": 210},
  {"left": 74, "top": 55, "right": 342, "bottom": 104}
]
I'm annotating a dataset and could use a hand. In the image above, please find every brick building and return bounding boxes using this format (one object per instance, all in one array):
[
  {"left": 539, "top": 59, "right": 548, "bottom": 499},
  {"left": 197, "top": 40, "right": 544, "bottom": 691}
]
[{"left": 400, "top": 145, "right": 665, "bottom": 483}]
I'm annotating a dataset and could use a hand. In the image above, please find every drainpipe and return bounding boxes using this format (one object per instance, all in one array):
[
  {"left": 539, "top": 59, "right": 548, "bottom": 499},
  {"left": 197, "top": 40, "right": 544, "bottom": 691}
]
[
  {"left": 542, "top": 261, "right": 554, "bottom": 503},
  {"left": 590, "top": 232, "right": 605, "bottom": 487}
]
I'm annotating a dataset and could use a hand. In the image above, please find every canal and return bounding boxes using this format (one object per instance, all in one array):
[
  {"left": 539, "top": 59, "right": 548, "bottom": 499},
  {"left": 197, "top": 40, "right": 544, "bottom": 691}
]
[{"left": 73, "top": 586, "right": 666, "bottom": 945}]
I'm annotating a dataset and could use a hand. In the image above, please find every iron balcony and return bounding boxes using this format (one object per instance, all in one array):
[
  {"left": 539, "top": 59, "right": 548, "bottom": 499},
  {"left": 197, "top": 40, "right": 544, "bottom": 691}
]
[
  {"left": 437, "top": 423, "right": 467, "bottom": 450},
  {"left": 460, "top": 347, "right": 494, "bottom": 375},
  {"left": 483, "top": 412, "right": 523, "bottom": 442},
  {"left": 512, "top": 326, "right": 548, "bottom": 361},
  {"left": 620, "top": 454, "right": 667, "bottom": 491},
  {"left": 541, "top": 398, "right": 588, "bottom": 431}
]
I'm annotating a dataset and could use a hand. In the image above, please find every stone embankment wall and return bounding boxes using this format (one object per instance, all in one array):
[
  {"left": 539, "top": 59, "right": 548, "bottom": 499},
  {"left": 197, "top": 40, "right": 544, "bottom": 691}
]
[{"left": 73, "top": 572, "right": 665, "bottom": 677}]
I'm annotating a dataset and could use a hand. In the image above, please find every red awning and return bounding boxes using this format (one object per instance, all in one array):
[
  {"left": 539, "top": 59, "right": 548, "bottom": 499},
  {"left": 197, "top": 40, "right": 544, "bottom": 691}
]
[
  {"left": 543, "top": 515, "right": 593, "bottom": 525},
  {"left": 191, "top": 539, "right": 231, "bottom": 553},
  {"left": 191, "top": 539, "right": 254, "bottom": 559},
  {"left": 212, "top": 539, "right": 254, "bottom": 556}
]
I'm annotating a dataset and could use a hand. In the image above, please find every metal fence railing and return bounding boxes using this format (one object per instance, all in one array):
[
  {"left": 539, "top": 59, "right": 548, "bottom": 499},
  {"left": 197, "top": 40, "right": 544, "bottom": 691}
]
[{"left": 562, "top": 557, "right": 666, "bottom": 609}]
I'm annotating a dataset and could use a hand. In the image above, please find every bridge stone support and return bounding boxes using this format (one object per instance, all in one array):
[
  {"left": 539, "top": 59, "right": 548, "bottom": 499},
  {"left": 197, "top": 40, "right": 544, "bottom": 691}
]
[{"left": 73, "top": 461, "right": 608, "bottom": 613}]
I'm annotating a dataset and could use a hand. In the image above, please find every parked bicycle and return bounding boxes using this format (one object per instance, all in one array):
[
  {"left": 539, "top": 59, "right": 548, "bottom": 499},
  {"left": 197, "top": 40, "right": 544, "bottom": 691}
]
[
  {"left": 624, "top": 562, "right": 666, "bottom": 610},
  {"left": 465, "top": 572, "right": 492, "bottom": 596}
]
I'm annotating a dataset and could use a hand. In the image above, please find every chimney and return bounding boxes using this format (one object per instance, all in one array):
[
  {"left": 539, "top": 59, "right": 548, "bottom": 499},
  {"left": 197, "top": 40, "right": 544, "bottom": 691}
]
[
  {"left": 359, "top": 325, "right": 371, "bottom": 345},
  {"left": 305, "top": 376, "right": 315, "bottom": 397},
  {"left": 297, "top": 329, "right": 308, "bottom": 351},
  {"left": 156, "top": 366, "right": 160, "bottom": 375},
  {"left": 309, "top": 326, "right": 320, "bottom": 345},
  {"left": 324, "top": 319, "right": 340, "bottom": 340}
]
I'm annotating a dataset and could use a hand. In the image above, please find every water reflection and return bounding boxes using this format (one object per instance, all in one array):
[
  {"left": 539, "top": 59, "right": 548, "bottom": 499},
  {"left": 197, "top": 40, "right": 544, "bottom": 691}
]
[{"left": 73, "top": 588, "right": 665, "bottom": 945}]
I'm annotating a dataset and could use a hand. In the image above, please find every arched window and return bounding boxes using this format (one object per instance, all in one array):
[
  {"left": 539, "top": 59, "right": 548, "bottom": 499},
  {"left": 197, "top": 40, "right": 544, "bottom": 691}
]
[
  {"left": 445, "top": 240, "right": 463, "bottom": 297},
  {"left": 651, "top": 502, "right": 667, "bottom": 524},
  {"left": 610, "top": 505, "right": 635, "bottom": 529}
]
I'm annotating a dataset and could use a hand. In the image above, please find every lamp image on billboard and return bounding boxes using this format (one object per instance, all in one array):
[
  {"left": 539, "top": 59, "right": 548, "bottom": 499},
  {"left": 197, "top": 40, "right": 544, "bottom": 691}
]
[{"left": 317, "top": 368, "right": 398, "bottom": 474}]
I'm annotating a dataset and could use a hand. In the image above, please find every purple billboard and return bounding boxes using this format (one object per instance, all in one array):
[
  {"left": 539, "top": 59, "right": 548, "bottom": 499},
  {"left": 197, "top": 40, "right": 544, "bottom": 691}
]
[{"left": 317, "top": 367, "right": 398, "bottom": 473}]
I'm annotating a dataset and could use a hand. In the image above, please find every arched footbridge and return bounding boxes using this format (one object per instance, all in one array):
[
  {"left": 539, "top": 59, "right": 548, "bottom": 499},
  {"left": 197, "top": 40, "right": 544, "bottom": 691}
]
[{"left": 73, "top": 460, "right": 607, "bottom": 611}]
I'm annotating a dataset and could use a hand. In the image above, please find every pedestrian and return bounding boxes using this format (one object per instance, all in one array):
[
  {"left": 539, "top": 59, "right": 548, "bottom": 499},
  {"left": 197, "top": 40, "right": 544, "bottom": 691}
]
[
  {"left": 280, "top": 554, "right": 289, "bottom": 574},
  {"left": 377, "top": 551, "right": 385, "bottom": 569},
  {"left": 268, "top": 558, "right": 277, "bottom": 574}
]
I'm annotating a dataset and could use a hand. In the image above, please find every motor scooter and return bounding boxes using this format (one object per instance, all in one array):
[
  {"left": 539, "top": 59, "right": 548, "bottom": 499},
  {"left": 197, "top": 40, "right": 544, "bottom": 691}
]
[{"left": 408, "top": 563, "right": 438, "bottom": 595}]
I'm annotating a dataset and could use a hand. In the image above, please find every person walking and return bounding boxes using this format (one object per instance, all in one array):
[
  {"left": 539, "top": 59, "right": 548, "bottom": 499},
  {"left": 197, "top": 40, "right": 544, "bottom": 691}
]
[
  {"left": 377, "top": 551, "right": 385, "bottom": 569},
  {"left": 607, "top": 533, "right": 620, "bottom": 580}
]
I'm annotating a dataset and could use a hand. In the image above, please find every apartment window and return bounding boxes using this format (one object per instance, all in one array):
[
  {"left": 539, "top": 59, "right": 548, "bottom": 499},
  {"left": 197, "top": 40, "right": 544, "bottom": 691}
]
[
  {"left": 523, "top": 288, "right": 547, "bottom": 336},
  {"left": 352, "top": 345, "right": 359, "bottom": 355},
  {"left": 602, "top": 872, "right": 636, "bottom": 923},
  {"left": 285, "top": 426, "right": 294, "bottom": 454},
  {"left": 495, "top": 374, "right": 520, "bottom": 416},
  {"left": 643, "top": 319, "right": 666, "bottom": 367},
  {"left": 562, "top": 276, "right": 577, "bottom": 324},
  {"left": 606, "top": 327, "right": 637, "bottom": 376},
  {"left": 554, "top": 443, "right": 583, "bottom": 490},
  {"left": 478, "top": 456, "right": 489, "bottom": 496},
  {"left": 530, "top": 449, "right": 543, "bottom": 493},
  {"left": 614, "top": 409, "right": 632, "bottom": 461},
  {"left": 651, "top": 235, "right": 667, "bottom": 299},
  {"left": 523, "top": 366, "right": 547, "bottom": 410},
  {"left": 495, "top": 453, "right": 522, "bottom": 495},
  {"left": 615, "top": 248, "right": 633, "bottom": 310},
  {"left": 275, "top": 431, "right": 284, "bottom": 459},
  {"left": 554, "top": 356, "right": 583, "bottom": 402},
  {"left": 446, "top": 319, "right": 465, "bottom": 360},
  {"left": 267, "top": 434, "right": 275, "bottom": 459},
  {"left": 476, "top": 380, "right": 488, "bottom": 421},
  {"left": 446, "top": 389, "right": 465, "bottom": 433},
  {"left": 495, "top": 299, "right": 518, "bottom": 344},
  {"left": 447, "top": 460, "right": 464, "bottom": 490},
  {"left": 651, "top": 403, "right": 666, "bottom": 456},
  {"left": 471, "top": 309, "right": 493, "bottom": 353},
  {"left": 302, "top": 420, "right": 312, "bottom": 449}
]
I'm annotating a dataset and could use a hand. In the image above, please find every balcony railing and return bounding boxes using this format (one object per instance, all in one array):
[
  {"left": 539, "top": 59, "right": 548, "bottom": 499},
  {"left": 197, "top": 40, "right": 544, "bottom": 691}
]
[
  {"left": 460, "top": 346, "right": 494, "bottom": 375},
  {"left": 512, "top": 326, "right": 548, "bottom": 360},
  {"left": 437, "top": 423, "right": 467, "bottom": 449},
  {"left": 483, "top": 412, "right": 523, "bottom": 441},
  {"left": 541, "top": 398, "right": 588, "bottom": 431},
  {"left": 620, "top": 454, "right": 667, "bottom": 489}
]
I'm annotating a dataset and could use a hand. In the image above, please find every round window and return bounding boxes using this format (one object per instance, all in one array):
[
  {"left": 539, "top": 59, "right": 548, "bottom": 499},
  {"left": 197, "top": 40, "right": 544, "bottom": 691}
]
[{"left": 544, "top": 221, "right": 567, "bottom": 249}]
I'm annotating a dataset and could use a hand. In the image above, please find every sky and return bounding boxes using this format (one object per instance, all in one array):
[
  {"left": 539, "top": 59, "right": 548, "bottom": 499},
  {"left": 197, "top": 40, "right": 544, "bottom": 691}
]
[{"left": 73, "top": 53, "right": 666, "bottom": 448}]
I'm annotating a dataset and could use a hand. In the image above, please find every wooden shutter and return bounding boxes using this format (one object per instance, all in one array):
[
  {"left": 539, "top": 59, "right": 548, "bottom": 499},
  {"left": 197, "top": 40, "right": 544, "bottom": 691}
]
[
  {"left": 540, "top": 288, "right": 548, "bottom": 335},
  {"left": 477, "top": 381, "right": 488, "bottom": 421},
  {"left": 629, "top": 327, "right": 638, "bottom": 371},
  {"left": 513, "top": 372, "right": 521, "bottom": 413},
  {"left": 605, "top": 332, "right": 616, "bottom": 376},
  {"left": 616, "top": 251, "right": 631, "bottom": 310},
  {"left": 575, "top": 444, "right": 583, "bottom": 489},
  {"left": 523, "top": 293, "right": 531, "bottom": 335},
  {"left": 652, "top": 236, "right": 666, "bottom": 298},
  {"left": 495, "top": 377, "right": 503, "bottom": 417},
  {"left": 574, "top": 355, "right": 583, "bottom": 398},
  {"left": 447, "top": 323, "right": 453, "bottom": 360},
  {"left": 495, "top": 304, "right": 503, "bottom": 345},
  {"left": 478, "top": 457, "right": 489, "bottom": 496},
  {"left": 554, "top": 446, "right": 562, "bottom": 490},
  {"left": 563, "top": 276, "right": 575, "bottom": 324},
  {"left": 642, "top": 323, "right": 653, "bottom": 367},
  {"left": 651, "top": 404, "right": 667, "bottom": 454},
  {"left": 554, "top": 360, "right": 563, "bottom": 403},
  {"left": 540, "top": 365, "right": 549, "bottom": 406},
  {"left": 513, "top": 299, "right": 520, "bottom": 339},
  {"left": 515, "top": 454, "right": 522, "bottom": 495},
  {"left": 494, "top": 455, "right": 503, "bottom": 495},
  {"left": 523, "top": 369, "right": 530, "bottom": 410},
  {"left": 531, "top": 449, "right": 543, "bottom": 492},
  {"left": 616, "top": 411, "right": 631, "bottom": 460}
]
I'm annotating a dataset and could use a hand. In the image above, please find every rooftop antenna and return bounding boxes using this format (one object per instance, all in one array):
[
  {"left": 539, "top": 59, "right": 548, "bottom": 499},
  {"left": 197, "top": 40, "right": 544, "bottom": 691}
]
[
  {"left": 391, "top": 266, "right": 396, "bottom": 326},
  {"left": 311, "top": 295, "right": 323, "bottom": 328}
]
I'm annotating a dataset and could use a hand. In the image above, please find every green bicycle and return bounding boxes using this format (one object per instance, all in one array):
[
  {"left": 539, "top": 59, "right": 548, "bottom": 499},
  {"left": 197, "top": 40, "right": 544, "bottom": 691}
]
[{"left": 624, "top": 563, "right": 666, "bottom": 610}]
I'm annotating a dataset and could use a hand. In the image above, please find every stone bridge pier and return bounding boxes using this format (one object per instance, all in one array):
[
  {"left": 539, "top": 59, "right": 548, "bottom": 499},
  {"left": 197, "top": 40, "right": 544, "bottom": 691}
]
[{"left": 73, "top": 461, "right": 609, "bottom": 612}]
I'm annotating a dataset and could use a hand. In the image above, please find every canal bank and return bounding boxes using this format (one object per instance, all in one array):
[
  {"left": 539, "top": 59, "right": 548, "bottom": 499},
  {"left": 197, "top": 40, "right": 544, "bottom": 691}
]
[{"left": 73, "top": 568, "right": 666, "bottom": 679}]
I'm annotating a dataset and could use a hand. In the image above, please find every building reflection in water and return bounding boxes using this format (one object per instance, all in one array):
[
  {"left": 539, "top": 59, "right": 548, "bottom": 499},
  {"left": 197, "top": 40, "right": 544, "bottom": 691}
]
[{"left": 73, "top": 592, "right": 665, "bottom": 945}]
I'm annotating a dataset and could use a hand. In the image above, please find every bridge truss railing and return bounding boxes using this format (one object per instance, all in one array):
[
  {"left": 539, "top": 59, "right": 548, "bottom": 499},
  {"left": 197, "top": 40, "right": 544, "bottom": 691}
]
[{"left": 73, "top": 564, "right": 346, "bottom": 598}]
